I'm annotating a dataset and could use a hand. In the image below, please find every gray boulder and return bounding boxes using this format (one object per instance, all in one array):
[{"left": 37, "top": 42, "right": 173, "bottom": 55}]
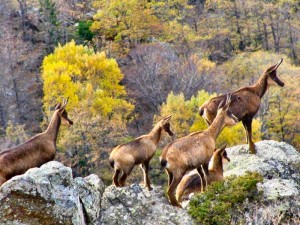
[
  {"left": 224, "top": 140, "right": 300, "bottom": 224},
  {"left": 99, "top": 183, "right": 194, "bottom": 225},
  {"left": 0, "top": 161, "right": 105, "bottom": 225}
]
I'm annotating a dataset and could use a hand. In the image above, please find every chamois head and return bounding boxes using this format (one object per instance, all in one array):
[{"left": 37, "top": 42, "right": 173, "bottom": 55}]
[
  {"left": 159, "top": 115, "right": 174, "bottom": 136},
  {"left": 217, "top": 95, "right": 239, "bottom": 127},
  {"left": 55, "top": 98, "right": 73, "bottom": 126},
  {"left": 265, "top": 58, "right": 284, "bottom": 87},
  {"left": 209, "top": 145, "right": 230, "bottom": 170}
]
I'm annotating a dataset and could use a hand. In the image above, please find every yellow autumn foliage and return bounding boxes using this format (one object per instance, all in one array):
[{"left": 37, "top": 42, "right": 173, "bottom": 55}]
[{"left": 156, "top": 90, "right": 262, "bottom": 147}]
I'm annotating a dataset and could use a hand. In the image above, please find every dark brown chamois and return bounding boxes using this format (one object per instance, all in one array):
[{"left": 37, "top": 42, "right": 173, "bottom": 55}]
[
  {"left": 109, "top": 115, "right": 173, "bottom": 190},
  {"left": 176, "top": 146, "right": 230, "bottom": 202},
  {"left": 160, "top": 95, "right": 238, "bottom": 207},
  {"left": 0, "top": 99, "right": 73, "bottom": 187},
  {"left": 199, "top": 59, "right": 284, "bottom": 154}
]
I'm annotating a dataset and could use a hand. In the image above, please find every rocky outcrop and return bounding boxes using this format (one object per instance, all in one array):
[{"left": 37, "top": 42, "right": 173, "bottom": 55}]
[
  {"left": 0, "top": 140, "right": 299, "bottom": 224},
  {"left": 0, "top": 161, "right": 105, "bottom": 225},
  {"left": 99, "top": 184, "right": 193, "bottom": 225},
  {"left": 224, "top": 140, "right": 300, "bottom": 224}
]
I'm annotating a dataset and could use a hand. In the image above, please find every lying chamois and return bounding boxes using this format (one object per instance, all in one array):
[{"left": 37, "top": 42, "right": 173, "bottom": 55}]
[
  {"left": 176, "top": 146, "right": 230, "bottom": 203},
  {"left": 199, "top": 59, "right": 284, "bottom": 154},
  {"left": 0, "top": 99, "right": 73, "bottom": 187},
  {"left": 109, "top": 115, "right": 173, "bottom": 190},
  {"left": 160, "top": 95, "right": 238, "bottom": 207}
]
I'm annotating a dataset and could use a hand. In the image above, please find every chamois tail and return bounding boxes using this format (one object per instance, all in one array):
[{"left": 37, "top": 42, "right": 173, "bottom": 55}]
[
  {"left": 199, "top": 108, "right": 204, "bottom": 116},
  {"left": 160, "top": 159, "right": 168, "bottom": 168},
  {"left": 109, "top": 159, "right": 114, "bottom": 168}
]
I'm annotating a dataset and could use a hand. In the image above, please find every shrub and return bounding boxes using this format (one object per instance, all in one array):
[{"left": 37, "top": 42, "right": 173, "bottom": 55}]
[{"left": 188, "top": 172, "right": 263, "bottom": 225}]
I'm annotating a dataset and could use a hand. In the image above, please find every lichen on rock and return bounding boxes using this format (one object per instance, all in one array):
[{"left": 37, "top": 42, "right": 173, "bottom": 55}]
[{"left": 0, "top": 161, "right": 105, "bottom": 225}]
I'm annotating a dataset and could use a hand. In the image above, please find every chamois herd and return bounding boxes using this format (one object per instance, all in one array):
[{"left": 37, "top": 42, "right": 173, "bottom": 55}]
[{"left": 0, "top": 60, "right": 285, "bottom": 208}]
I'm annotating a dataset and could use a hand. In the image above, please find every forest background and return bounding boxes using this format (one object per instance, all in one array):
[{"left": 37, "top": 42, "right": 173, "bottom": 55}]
[{"left": 0, "top": 0, "right": 299, "bottom": 185}]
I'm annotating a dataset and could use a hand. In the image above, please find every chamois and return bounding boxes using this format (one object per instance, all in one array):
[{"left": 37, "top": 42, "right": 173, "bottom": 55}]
[
  {"left": 176, "top": 146, "right": 230, "bottom": 202},
  {"left": 199, "top": 59, "right": 284, "bottom": 154},
  {"left": 109, "top": 115, "right": 173, "bottom": 190},
  {"left": 0, "top": 99, "right": 73, "bottom": 187},
  {"left": 160, "top": 95, "right": 238, "bottom": 207}
]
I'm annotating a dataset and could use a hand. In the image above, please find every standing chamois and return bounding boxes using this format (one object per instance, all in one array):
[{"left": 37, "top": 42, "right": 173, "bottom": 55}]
[
  {"left": 0, "top": 99, "right": 73, "bottom": 187},
  {"left": 109, "top": 115, "right": 173, "bottom": 190},
  {"left": 176, "top": 146, "right": 230, "bottom": 203},
  {"left": 160, "top": 95, "right": 238, "bottom": 207},
  {"left": 199, "top": 59, "right": 284, "bottom": 154}
]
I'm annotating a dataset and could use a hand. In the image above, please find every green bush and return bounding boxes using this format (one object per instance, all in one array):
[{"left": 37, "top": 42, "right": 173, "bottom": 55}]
[{"left": 188, "top": 172, "right": 263, "bottom": 225}]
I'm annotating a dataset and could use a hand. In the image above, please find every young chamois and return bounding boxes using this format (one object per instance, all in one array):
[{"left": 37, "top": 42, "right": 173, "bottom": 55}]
[
  {"left": 109, "top": 115, "right": 173, "bottom": 190},
  {"left": 160, "top": 95, "right": 238, "bottom": 207},
  {"left": 199, "top": 59, "right": 284, "bottom": 154},
  {"left": 0, "top": 99, "right": 73, "bottom": 187},
  {"left": 176, "top": 146, "right": 230, "bottom": 203}
]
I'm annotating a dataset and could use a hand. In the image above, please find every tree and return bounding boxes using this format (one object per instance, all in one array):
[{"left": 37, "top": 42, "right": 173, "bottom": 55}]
[
  {"left": 123, "top": 43, "right": 216, "bottom": 133},
  {"left": 156, "top": 90, "right": 262, "bottom": 146},
  {"left": 216, "top": 51, "right": 300, "bottom": 148},
  {"left": 41, "top": 40, "right": 134, "bottom": 178}
]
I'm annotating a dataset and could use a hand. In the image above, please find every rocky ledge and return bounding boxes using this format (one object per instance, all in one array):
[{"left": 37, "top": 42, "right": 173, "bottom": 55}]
[{"left": 0, "top": 140, "right": 299, "bottom": 224}]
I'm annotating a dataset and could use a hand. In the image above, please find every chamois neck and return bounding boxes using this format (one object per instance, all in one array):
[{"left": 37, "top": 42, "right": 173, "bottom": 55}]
[
  {"left": 148, "top": 125, "right": 163, "bottom": 145},
  {"left": 206, "top": 114, "right": 225, "bottom": 140},
  {"left": 209, "top": 156, "right": 223, "bottom": 174},
  {"left": 252, "top": 73, "right": 268, "bottom": 98},
  {"left": 44, "top": 111, "right": 61, "bottom": 142}
]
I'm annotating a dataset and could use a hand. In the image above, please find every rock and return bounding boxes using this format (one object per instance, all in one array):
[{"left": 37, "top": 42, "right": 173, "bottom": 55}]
[
  {"left": 0, "top": 161, "right": 105, "bottom": 225},
  {"left": 225, "top": 140, "right": 300, "bottom": 181},
  {"left": 99, "top": 183, "right": 193, "bottom": 225},
  {"left": 224, "top": 140, "right": 300, "bottom": 224}
]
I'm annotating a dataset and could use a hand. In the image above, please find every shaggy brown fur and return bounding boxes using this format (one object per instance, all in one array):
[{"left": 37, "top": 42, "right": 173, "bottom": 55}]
[
  {"left": 199, "top": 59, "right": 284, "bottom": 154},
  {"left": 109, "top": 115, "right": 173, "bottom": 190},
  {"left": 0, "top": 99, "right": 73, "bottom": 187},
  {"left": 160, "top": 96, "right": 238, "bottom": 207},
  {"left": 176, "top": 146, "right": 230, "bottom": 202}
]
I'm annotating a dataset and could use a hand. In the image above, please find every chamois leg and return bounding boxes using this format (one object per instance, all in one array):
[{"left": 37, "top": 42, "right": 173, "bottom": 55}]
[
  {"left": 242, "top": 120, "right": 249, "bottom": 144},
  {"left": 166, "top": 170, "right": 174, "bottom": 187},
  {"left": 197, "top": 166, "right": 207, "bottom": 192},
  {"left": 112, "top": 169, "right": 121, "bottom": 187},
  {"left": 243, "top": 117, "right": 256, "bottom": 154},
  {"left": 118, "top": 167, "right": 133, "bottom": 187},
  {"left": 0, "top": 175, "right": 6, "bottom": 187},
  {"left": 167, "top": 173, "right": 184, "bottom": 208},
  {"left": 140, "top": 160, "right": 152, "bottom": 191}
]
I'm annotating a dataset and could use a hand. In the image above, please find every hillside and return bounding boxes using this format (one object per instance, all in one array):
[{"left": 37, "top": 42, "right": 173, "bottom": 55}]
[
  {"left": 0, "top": 0, "right": 299, "bottom": 190},
  {"left": 0, "top": 140, "right": 299, "bottom": 224}
]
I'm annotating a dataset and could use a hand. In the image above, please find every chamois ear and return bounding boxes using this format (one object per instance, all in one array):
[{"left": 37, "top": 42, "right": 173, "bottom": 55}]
[
  {"left": 220, "top": 144, "right": 227, "bottom": 151},
  {"left": 162, "top": 115, "right": 172, "bottom": 125},
  {"left": 273, "top": 58, "right": 283, "bottom": 71},
  {"left": 267, "top": 58, "right": 283, "bottom": 73},
  {"left": 59, "top": 97, "right": 69, "bottom": 112},
  {"left": 54, "top": 103, "right": 62, "bottom": 110},
  {"left": 223, "top": 94, "right": 232, "bottom": 111},
  {"left": 217, "top": 99, "right": 225, "bottom": 110}
]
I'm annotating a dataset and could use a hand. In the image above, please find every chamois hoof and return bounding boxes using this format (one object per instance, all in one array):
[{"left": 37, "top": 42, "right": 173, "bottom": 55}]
[
  {"left": 249, "top": 144, "right": 257, "bottom": 154},
  {"left": 147, "top": 186, "right": 153, "bottom": 191}
]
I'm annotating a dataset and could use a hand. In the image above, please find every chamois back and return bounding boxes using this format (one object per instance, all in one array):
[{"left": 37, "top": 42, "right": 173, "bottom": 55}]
[{"left": 0, "top": 99, "right": 73, "bottom": 186}]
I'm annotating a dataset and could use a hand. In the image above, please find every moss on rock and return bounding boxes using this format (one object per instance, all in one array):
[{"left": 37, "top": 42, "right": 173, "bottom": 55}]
[{"left": 188, "top": 172, "right": 263, "bottom": 225}]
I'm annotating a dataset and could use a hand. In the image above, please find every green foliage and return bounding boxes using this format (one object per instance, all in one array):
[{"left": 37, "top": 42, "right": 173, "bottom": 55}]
[
  {"left": 77, "top": 20, "right": 94, "bottom": 41},
  {"left": 188, "top": 172, "right": 263, "bottom": 225},
  {"left": 156, "top": 90, "right": 262, "bottom": 146}
]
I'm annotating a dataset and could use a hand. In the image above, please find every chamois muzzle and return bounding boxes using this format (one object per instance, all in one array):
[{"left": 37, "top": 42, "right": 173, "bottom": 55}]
[
  {"left": 67, "top": 119, "right": 74, "bottom": 125},
  {"left": 273, "top": 77, "right": 285, "bottom": 87}
]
